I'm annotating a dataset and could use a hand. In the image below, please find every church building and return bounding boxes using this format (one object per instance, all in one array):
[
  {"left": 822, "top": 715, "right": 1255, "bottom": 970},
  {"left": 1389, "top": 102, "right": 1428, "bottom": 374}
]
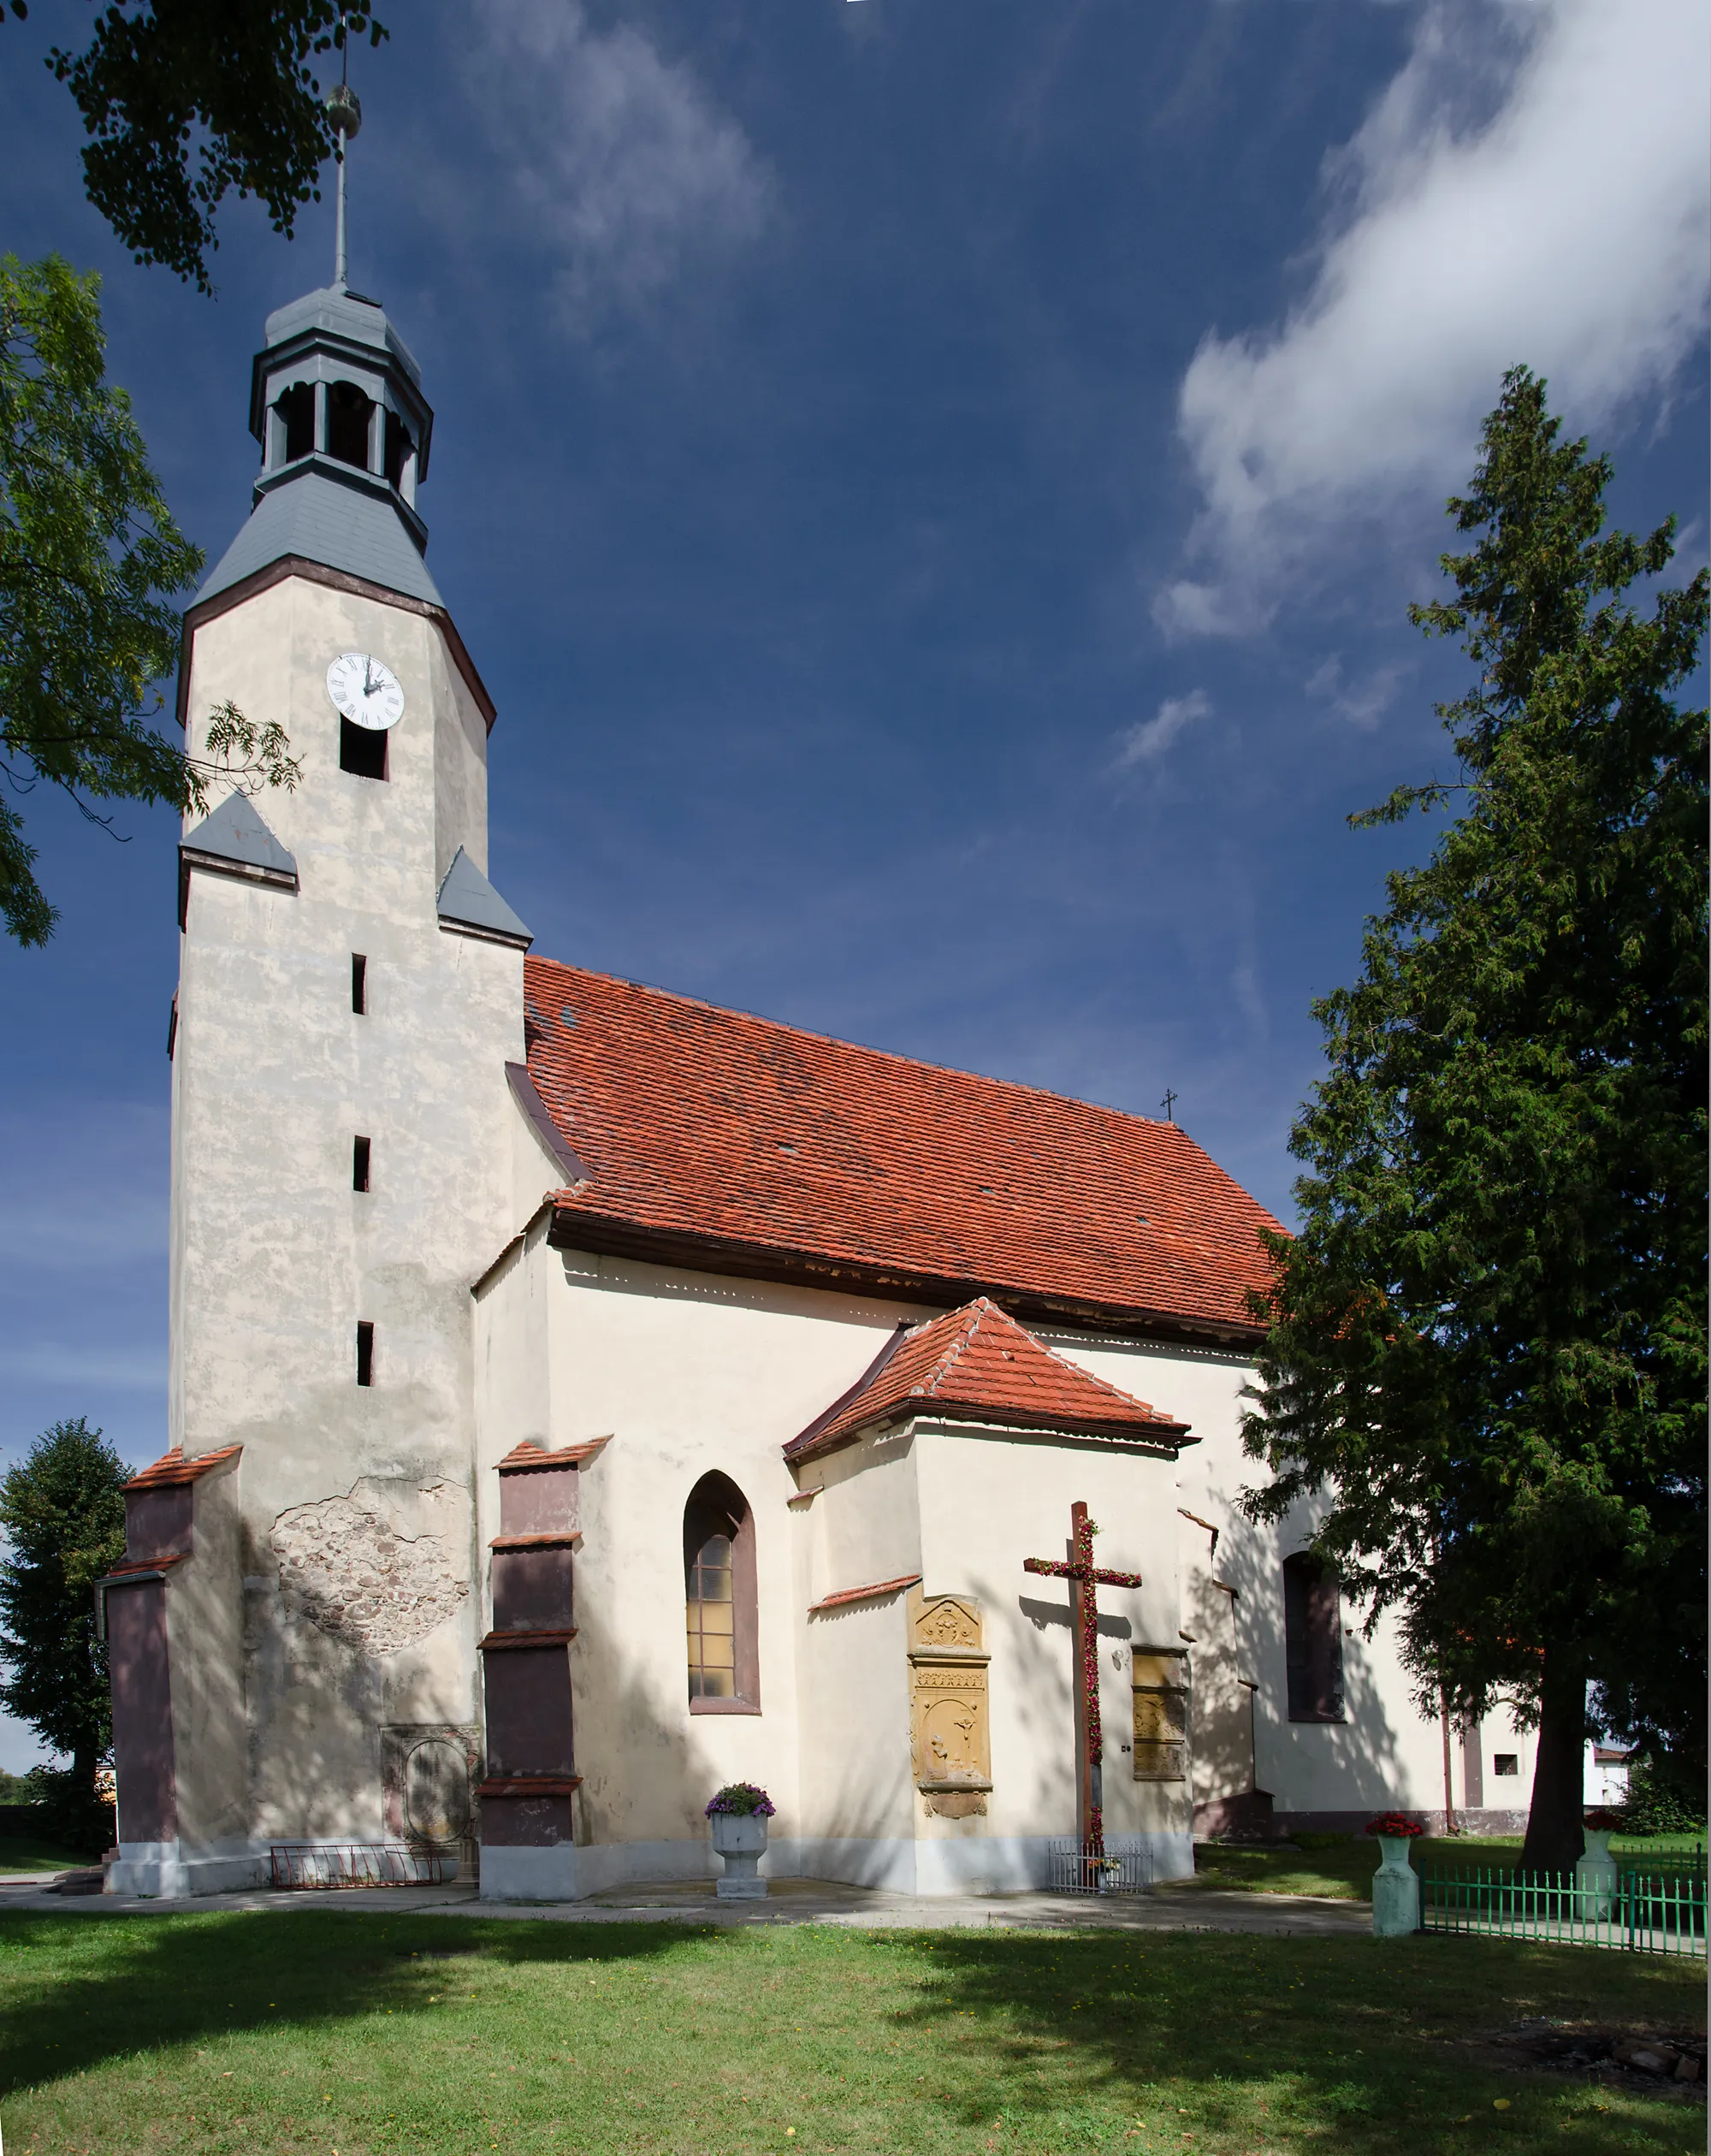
[{"left": 100, "top": 278, "right": 1536, "bottom": 1900}]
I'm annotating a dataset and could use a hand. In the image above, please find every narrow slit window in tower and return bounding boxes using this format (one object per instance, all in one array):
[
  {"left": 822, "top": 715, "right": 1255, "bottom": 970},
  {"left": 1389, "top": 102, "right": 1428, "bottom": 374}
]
[
  {"left": 352, "top": 955, "right": 368, "bottom": 1014},
  {"left": 356, "top": 1322, "right": 375, "bottom": 1388},
  {"left": 353, "top": 1135, "right": 371, "bottom": 1193}
]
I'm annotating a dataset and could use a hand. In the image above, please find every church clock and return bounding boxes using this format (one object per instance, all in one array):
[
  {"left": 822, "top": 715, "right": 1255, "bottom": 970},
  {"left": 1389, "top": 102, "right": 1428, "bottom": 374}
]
[{"left": 327, "top": 649, "right": 406, "bottom": 731}]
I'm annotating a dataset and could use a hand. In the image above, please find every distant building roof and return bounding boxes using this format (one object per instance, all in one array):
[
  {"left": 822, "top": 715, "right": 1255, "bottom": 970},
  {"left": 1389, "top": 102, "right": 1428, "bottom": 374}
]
[
  {"left": 523, "top": 955, "right": 1282, "bottom": 1342},
  {"left": 787, "top": 1298, "right": 1193, "bottom": 1461}
]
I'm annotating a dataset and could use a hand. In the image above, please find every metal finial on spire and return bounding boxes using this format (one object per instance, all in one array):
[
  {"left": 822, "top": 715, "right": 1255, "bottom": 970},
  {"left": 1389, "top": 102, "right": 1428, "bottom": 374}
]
[{"left": 327, "top": 29, "right": 363, "bottom": 293}]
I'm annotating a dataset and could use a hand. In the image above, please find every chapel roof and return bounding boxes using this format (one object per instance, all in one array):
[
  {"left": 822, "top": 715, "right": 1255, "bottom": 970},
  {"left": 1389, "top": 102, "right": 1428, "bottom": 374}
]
[
  {"left": 786, "top": 1298, "right": 1193, "bottom": 1462},
  {"left": 522, "top": 955, "right": 1282, "bottom": 1342}
]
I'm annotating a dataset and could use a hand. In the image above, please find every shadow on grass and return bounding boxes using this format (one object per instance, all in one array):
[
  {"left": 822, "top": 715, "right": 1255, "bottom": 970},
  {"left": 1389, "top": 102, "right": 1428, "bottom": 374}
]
[
  {"left": 863, "top": 1925, "right": 1706, "bottom": 2153},
  {"left": 0, "top": 1909, "right": 725, "bottom": 2099}
]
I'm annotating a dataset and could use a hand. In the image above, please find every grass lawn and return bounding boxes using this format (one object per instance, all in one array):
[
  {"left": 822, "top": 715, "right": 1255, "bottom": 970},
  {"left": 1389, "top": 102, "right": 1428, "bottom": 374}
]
[
  {"left": 0, "top": 1838, "right": 89, "bottom": 1876},
  {"left": 0, "top": 1910, "right": 1702, "bottom": 2154},
  {"left": 1182, "top": 1837, "right": 1707, "bottom": 1903}
]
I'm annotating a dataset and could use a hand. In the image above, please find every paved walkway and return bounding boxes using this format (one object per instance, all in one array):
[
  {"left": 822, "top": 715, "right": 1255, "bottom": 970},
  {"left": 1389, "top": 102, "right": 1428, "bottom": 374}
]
[{"left": 0, "top": 1870, "right": 1369, "bottom": 1937}]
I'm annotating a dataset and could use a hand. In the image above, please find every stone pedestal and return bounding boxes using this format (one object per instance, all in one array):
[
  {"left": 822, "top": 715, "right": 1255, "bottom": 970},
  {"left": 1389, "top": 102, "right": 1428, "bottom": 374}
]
[
  {"left": 1575, "top": 1829, "right": 1618, "bottom": 1920},
  {"left": 1371, "top": 1835, "right": 1420, "bottom": 1936},
  {"left": 710, "top": 1812, "right": 769, "bottom": 1898}
]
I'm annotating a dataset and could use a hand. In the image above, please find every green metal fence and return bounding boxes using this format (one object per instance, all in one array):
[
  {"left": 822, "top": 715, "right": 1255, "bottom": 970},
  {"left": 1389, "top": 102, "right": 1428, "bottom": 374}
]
[{"left": 1420, "top": 1859, "right": 1707, "bottom": 1958}]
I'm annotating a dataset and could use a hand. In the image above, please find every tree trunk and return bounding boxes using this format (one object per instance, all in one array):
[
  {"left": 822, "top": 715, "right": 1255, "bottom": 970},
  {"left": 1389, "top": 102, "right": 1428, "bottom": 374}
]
[{"left": 1518, "top": 1643, "right": 1589, "bottom": 1877}]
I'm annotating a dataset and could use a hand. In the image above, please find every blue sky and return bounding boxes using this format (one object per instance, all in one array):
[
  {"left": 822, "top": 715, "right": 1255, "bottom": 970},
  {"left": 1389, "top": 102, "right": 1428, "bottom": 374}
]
[{"left": 0, "top": 0, "right": 1705, "bottom": 1767}]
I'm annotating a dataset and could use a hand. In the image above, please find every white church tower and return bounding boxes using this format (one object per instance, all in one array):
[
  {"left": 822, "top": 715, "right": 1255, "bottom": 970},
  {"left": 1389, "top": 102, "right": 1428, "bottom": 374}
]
[{"left": 104, "top": 268, "right": 530, "bottom": 1893}]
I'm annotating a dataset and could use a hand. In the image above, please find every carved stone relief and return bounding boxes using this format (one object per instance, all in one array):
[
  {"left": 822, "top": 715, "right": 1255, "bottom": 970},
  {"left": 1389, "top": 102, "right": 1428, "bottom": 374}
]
[
  {"left": 909, "top": 1588, "right": 992, "bottom": 1804},
  {"left": 1132, "top": 1649, "right": 1189, "bottom": 1781},
  {"left": 382, "top": 1723, "right": 483, "bottom": 1852},
  {"left": 272, "top": 1480, "right": 469, "bottom": 1657}
]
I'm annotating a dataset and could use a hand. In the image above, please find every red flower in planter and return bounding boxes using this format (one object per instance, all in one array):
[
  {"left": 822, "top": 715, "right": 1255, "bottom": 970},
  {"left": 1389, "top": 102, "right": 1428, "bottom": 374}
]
[{"left": 1365, "top": 1812, "right": 1425, "bottom": 1838}]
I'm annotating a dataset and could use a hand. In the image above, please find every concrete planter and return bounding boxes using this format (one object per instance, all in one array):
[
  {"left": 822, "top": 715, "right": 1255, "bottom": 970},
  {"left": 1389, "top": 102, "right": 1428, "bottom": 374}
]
[
  {"left": 1575, "top": 1828, "right": 1618, "bottom": 1920},
  {"left": 709, "top": 1811, "right": 768, "bottom": 1900},
  {"left": 1371, "top": 1835, "right": 1420, "bottom": 1936}
]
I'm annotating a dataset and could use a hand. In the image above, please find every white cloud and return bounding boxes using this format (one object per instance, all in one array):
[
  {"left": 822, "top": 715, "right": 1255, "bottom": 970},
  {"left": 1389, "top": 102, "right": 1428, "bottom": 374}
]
[
  {"left": 473, "top": 0, "right": 775, "bottom": 329},
  {"left": 1305, "top": 654, "right": 1406, "bottom": 731},
  {"left": 1114, "top": 689, "right": 1212, "bottom": 768},
  {"left": 1159, "top": 0, "right": 1710, "bottom": 635}
]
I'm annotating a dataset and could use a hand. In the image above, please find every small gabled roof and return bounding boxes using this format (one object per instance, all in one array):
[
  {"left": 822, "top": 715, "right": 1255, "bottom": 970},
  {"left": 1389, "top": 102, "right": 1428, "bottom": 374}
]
[
  {"left": 126, "top": 1444, "right": 244, "bottom": 1491},
  {"left": 180, "top": 794, "right": 298, "bottom": 883},
  {"left": 786, "top": 1298, "right": 1193, "bottom": 1462},
  {"left": 437, "top": 846, "right": 532, "bottom": 949}
]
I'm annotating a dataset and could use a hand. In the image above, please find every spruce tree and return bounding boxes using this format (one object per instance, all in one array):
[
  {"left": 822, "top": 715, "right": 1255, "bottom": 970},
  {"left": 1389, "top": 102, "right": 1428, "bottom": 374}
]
[{"left": 1241, "top": 370, "right": 1708, "bottom": 1876}]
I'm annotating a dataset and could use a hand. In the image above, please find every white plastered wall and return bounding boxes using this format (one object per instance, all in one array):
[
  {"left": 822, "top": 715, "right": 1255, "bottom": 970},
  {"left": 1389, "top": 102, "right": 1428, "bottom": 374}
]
[
  {"left": 1048, "top": 1331, "right": 1466, "bottom": 1824},
  {"left": 472, "top": 1247, "right": 1200, "bottom": 1895},
  {"left": 155, "top": 572, "right": 520, "bottom": 1883}
]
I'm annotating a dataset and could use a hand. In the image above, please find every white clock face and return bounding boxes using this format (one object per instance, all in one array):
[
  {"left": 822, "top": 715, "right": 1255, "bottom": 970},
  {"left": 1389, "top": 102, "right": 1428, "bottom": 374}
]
[{"left": 327, "top": 651, "right": 405, "bottom": 732}]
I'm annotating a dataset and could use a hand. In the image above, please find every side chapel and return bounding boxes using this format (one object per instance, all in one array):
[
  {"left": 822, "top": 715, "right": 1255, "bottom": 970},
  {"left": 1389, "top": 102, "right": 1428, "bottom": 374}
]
[{"left": 101, "top": 278, "right": 1537, "bottom": 1899}]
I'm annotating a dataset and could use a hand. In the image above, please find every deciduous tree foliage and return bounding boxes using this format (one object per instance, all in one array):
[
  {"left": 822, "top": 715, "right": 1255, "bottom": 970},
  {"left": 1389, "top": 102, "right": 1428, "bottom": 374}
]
[
  {"left": 5, "top": 0, "right": 385, "bottom": 293},
  {"left": 1240, "top": 370, "right": 1708, "bottom": 1878},
  {"left": 0, "top": 254, "right": 299, "bottom": 944},
  {"left": 0, "top": 1419, "right": 130, "bottom": 1795}
]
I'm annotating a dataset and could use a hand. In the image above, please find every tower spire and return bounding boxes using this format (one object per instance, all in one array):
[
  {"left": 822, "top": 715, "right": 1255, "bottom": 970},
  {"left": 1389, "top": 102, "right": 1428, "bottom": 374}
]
[{"left": 326, "top": 32, "right": 363, "bottom": 293}]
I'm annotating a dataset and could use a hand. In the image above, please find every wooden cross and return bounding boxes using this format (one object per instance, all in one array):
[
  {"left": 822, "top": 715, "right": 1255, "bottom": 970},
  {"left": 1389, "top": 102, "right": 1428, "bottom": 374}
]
[{"left": 1024, "top": 1500, "right": 1143, "bottom": 1861}]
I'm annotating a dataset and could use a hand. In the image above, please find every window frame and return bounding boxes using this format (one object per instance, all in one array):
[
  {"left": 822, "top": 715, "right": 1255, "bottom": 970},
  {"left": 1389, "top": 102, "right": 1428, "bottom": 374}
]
[
  {"left": 1282, "top": 1550, "right": 1345, "bottom": 1724},
  {"left": 684, "top": 1472, "right": 761, "bottom": 1715}
]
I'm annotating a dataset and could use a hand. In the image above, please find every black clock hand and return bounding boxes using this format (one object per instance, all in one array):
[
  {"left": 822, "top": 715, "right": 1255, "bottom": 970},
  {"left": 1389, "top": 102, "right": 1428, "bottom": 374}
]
[{"left": 363, "top": 659, "right": 375, "bottom": 697}]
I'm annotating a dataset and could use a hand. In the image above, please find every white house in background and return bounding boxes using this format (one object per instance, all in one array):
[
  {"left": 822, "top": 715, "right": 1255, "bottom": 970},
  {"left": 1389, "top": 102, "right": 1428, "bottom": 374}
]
[
  {"left": 98, "top": 277, "right": 1537, "bottom": 1902},
  {"left": 1584, "top": 1743, "right": 1634, "bottom": 1810}
]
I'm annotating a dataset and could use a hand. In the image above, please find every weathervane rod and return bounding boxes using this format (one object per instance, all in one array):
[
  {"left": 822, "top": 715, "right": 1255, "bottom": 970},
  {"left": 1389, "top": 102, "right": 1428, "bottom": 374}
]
[{"left": 327, "top": 15, "right": 362, "bottom": 293}]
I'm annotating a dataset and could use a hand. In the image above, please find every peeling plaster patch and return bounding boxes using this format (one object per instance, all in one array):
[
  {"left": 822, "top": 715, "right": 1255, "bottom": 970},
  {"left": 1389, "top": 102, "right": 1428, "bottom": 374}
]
[{"left": 272, "top": 1482, "right": 469, "bottom": 1656}]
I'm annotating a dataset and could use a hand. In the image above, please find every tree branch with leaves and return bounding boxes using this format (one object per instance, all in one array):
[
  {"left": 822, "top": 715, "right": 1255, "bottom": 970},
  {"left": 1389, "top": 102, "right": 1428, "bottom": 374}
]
[
  {"left": 4, "top": 0, "right": 385, "bottom": 293},
  {"left": 1, "top": 253, "right": 299, "bottom": 945}
]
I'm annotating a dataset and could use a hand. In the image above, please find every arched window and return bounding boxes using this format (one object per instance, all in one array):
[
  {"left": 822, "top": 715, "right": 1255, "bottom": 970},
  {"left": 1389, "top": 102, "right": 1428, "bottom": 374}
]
[
  {"left": 1283, "top": 1553, "right": 1344, "bottom": 1723},
  {"left": 327, "top": 379, "right": 374, "bottom": 469},
  {"left": 684, "top": 1472, "right": 759, "bottom": 1714},
  {"left": 274, "top": 382, "right": 315, "bottom": 464},
  {"left": 384, "top": 408, "right": 415, "bottom": 491}
]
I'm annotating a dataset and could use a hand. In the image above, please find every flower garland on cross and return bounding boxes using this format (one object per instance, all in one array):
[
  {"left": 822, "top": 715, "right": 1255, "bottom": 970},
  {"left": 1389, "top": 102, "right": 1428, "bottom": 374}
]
[{"left": 1024, "top": 1500, "right": 1143, "bottom": 1863}]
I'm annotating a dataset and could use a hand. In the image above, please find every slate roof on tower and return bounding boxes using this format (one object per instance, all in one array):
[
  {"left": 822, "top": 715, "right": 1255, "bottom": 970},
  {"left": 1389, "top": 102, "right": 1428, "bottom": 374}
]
[
  {"left": 522, "top": 956, "right": 1282, "bottom": 1342},
  {"left": 787, "top": 1300, "right": 1194, "bottom": 1461}
]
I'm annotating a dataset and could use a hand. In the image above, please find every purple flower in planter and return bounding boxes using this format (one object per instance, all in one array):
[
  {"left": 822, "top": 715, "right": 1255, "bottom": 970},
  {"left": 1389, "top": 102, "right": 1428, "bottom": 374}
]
[{"left": 705, "top": 1782, "right": 775, "bottom": 1819}]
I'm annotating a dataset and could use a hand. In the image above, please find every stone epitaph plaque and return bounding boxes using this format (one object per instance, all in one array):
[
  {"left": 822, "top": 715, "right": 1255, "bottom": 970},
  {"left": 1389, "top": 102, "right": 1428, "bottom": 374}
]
[
  {"left": 909, "top": 1589, "right": 992, "bottom": 1815},
  {"left": 1132, "top": 1650, "right": 1188, "bottom": 1780}
]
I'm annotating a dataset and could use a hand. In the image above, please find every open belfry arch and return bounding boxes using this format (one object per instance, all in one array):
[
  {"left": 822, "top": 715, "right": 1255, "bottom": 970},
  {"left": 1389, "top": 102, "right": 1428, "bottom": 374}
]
[{"left": 104, "top": 248, "right": 1536, "bottom": 1899}]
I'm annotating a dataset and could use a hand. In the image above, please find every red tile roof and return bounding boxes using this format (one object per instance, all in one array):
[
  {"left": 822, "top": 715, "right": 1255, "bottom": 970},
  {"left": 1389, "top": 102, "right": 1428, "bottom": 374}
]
[
  {"left": 809, "top": 1573, "right": 922, "bottom": 1614},
  {"left": 495, "top": 1437, "right": 610, "bottom": 1472},
  {"left": 523, "top": 959, "right": 1281, "bottom": 1340},
  {"left": 787, "top": 1298, "right": 1193, "bottom": 1460},
  {"left": 125, "top": 1444, "right": 243, "bottom": 1490}
]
